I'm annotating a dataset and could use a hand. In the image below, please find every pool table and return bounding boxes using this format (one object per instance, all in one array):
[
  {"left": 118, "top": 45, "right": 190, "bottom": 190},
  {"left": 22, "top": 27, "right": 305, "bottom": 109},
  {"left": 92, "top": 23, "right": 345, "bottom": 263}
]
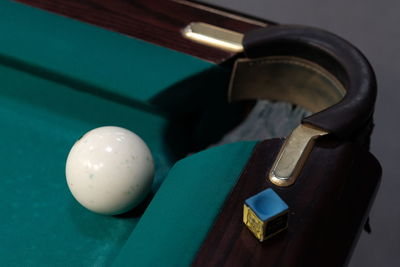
[{"left": 1, "top": 0, "right": 381, "bottom": 266}]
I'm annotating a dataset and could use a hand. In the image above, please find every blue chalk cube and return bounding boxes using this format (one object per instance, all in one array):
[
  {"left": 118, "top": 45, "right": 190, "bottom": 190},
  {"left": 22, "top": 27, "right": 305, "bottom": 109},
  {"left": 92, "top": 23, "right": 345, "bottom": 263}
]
[{"left": 243, "top": 188, "right": 289, "bottom": 241}]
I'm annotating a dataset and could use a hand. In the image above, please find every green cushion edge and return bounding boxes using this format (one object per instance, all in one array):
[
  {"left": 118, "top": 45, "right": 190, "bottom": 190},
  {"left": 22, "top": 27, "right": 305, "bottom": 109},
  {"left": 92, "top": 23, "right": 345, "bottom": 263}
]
[{"left": 113, "top": 141, "right": 257, "bottom": 267}]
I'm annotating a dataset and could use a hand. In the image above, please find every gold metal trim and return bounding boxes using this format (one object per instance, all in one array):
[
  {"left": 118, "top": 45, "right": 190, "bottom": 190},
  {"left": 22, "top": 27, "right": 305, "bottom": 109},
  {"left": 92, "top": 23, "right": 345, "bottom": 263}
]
[
  {"left": 228, "top": 56, "right": 346, "bottom": 113},
  {"left": 227, "top": 56, "right": 342, "bottom": 187},
  {"left": 182, "top": 22, "right": 244, "bottom": 52},
  {"left": 269, "top": 124, "right": 328, "bottom": 187}
]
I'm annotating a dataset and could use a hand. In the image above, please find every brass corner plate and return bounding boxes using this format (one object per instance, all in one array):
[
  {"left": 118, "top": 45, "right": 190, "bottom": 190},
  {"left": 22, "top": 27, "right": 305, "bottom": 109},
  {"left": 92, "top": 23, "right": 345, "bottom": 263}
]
[
  {"left": 182, "top": 25, "right": 335, "bottom": 187},
  {"left": 269, "top": 124, "right": 328, "bottom": 187},
  {"left": 182, "top": 22, "right": 244, "bottom": 52},
  {"left": 228, "top": 56, "right": 346, "bottom": 113}
]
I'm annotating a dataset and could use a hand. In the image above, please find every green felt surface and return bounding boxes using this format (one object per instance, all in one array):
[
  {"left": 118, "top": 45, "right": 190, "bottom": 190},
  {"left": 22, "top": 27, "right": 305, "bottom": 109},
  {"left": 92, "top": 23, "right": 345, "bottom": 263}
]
[
  {"left": 0, "top": 1, "right": 256, "bottom": 266},
  {"left": 0, "top": 60, "right": 175, "bottom": 266},
  {"left": 0, "top": 0, "right": 213, "bottom": 103},
  {"left": 113, "top": 141, "right": 256, "bottom": 267},
  {"left": 0, "top": 0, "right": 232, "bottom": 266}
]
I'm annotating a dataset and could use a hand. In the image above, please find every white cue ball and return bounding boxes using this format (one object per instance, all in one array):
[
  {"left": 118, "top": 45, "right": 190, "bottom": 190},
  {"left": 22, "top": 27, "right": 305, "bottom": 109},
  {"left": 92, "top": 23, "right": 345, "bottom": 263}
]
[{"left": 65, "top": 126, "right": 154, "bottom": 215}]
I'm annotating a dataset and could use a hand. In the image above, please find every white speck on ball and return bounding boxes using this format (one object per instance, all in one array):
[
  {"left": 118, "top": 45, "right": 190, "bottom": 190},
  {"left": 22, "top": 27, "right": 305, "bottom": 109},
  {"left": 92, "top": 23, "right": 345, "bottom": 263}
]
[{"left": 66, "top": 126, "right": 154, "bottom": 215}]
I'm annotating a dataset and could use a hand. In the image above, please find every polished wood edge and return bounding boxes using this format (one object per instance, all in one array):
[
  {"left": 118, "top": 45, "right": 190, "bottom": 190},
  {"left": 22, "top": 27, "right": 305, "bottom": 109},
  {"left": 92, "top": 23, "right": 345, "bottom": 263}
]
[
  {"left": 174, "top": 0, "right": 270, "bottom": 27},
  {"left": 13, "top": 0, "right": 267, "bottom": 63},
  {"left": 193, "top": 139, "right": 381, "bottom": 267}
]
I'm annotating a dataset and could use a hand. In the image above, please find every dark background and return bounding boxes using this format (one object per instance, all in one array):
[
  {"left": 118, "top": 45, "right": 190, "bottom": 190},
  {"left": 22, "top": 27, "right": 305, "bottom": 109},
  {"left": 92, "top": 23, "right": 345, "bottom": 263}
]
[{"left": 200, "top": 0, "right": 399, "bottom": 266}]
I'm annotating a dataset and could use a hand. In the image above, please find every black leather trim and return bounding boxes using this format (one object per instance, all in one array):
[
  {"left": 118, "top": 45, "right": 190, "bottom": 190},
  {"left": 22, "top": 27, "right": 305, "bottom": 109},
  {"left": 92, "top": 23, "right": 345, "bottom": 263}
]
[{"left": 243, "top": 25, "right": 377, "bottom": 139}]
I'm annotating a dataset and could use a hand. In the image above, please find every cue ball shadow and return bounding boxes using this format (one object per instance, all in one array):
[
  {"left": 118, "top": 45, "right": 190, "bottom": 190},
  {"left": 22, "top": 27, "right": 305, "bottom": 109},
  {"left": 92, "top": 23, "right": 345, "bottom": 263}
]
[
  {"left": 113, "top": 192, "right": 154, "bottom": 219},
  {"left": 68, "top": 193, "right": 154, "bottom": 240}
]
